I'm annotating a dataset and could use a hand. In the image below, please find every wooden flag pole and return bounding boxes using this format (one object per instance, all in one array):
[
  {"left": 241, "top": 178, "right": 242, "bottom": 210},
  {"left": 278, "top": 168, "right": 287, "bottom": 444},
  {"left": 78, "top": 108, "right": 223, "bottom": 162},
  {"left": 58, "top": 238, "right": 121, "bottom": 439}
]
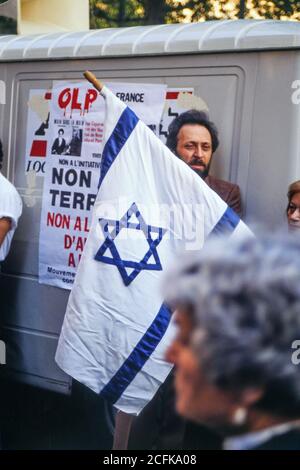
[{"left": 83, "top": 70, "right": 103, "bottom": 92}]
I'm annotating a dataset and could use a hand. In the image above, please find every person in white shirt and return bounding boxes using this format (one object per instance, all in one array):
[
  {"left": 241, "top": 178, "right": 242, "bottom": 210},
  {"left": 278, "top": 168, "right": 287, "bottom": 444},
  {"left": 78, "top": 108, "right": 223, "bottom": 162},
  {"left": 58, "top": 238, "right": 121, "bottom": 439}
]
[
  {"left": 0, "top": 141, "right": 22, "bottom": 262},
  {"left": 0, "top": 140, "right": 22, "bottom": 449}
]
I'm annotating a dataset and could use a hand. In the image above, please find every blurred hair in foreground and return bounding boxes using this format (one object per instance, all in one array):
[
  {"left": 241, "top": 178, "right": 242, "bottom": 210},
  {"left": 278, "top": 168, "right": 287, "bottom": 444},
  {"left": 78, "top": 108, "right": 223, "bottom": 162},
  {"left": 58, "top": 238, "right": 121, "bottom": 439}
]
[{"left": 164, "top": 233, "right": 300, "bottom": 422}]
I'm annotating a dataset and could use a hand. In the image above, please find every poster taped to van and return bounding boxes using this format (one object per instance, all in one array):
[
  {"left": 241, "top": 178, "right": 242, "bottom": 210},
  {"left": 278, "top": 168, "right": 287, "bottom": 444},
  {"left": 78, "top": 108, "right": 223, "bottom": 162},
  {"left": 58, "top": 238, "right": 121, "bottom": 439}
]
[
  {"left": 157, "top": 88, "right": 195, "bottom": 143},
  {"left": 25, "top": 89, "right": 52, "bottom": 176},
  {"left": 38, "top": 81, "right": 167, "bottom": 289}
]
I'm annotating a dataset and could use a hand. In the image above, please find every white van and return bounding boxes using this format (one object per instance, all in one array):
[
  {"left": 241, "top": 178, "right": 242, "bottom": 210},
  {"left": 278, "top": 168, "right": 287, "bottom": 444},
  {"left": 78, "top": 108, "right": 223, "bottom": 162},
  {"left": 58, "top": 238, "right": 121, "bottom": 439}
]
[{"left": 0, "top": 18, "right": 299, "bottom": 396}]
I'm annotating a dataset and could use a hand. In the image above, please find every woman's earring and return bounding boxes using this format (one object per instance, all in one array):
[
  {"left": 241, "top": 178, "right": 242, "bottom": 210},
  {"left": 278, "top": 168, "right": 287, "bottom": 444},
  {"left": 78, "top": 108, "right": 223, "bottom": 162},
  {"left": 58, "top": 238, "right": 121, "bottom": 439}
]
[{"left": 232, "top": 407, "right": 247, "bottom": 426}]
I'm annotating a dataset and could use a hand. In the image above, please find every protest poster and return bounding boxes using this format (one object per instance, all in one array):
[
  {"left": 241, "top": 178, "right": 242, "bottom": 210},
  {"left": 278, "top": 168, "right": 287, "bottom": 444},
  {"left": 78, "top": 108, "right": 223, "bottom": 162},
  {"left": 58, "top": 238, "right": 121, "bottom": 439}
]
[
  {"left": 25, "top": 89, "right": 52, "bottom": 176},
  {"left": 157, "top": 88, "right": 209, "bottom": 144},
  {"left": 108, "top": 81, "right": 168, "bottom": 130},
  {"left": 39, "top": 80, "right": 167, "bottom": 289}
]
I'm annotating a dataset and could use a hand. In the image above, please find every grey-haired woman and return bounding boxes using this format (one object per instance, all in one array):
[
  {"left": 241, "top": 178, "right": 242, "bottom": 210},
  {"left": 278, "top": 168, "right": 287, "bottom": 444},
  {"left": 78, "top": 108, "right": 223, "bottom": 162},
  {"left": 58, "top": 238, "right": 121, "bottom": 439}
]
[{"left": 165, "top": 235, "right": 300, "bottom": 450}]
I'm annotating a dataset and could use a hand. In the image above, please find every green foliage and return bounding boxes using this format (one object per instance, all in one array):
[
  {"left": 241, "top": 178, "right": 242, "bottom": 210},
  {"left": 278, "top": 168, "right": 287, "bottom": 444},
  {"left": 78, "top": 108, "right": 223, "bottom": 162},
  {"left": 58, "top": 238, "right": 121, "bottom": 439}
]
[
  {"left": 0, "top": 0, "right": 298, "bottom": 35},
  {"left": 90, "top": 0, "right": 300, "bottom": 28},
  {"left": 0, "top": 0, "right": 16, "bottom": 34},
  {"left": 247, "top": 0, "right": 300, "bottom": 19},
  {"left": 90, "top": 0, "right": 207, "bottom": 28},
  {"left": 0, "top": 16, "right": 16, "bottom": 34},
  {"left": 90, "top": 0, "right": 142, "bottom": 28}
]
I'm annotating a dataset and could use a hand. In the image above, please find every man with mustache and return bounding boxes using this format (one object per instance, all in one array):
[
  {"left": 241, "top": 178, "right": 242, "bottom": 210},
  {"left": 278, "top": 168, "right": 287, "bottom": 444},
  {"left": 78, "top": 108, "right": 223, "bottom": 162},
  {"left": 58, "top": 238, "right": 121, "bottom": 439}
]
[{"left": 166, "top": 109, "right": 242, "bottom": 216}]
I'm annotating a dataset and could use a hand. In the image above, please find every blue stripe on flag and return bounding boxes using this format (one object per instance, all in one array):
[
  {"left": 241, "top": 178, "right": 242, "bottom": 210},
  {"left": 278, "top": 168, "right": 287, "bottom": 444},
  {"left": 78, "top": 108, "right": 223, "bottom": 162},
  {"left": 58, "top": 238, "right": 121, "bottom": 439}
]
[
  {"left": 209, "top": 206, "right": 240, "bottom": 237},
  {"left": 99, "top": 303, "right": 171, "bottom": 404},
  {"left": 98, "top": 106, "right": 139, "bottom": 188}
]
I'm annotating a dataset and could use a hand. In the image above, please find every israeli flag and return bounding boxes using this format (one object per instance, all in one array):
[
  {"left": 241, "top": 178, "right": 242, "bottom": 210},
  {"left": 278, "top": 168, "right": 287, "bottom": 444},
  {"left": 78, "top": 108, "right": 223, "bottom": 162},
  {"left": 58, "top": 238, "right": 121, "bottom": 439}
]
[{"left": 55, "top": 86, "right": 252, "bottom": 415}]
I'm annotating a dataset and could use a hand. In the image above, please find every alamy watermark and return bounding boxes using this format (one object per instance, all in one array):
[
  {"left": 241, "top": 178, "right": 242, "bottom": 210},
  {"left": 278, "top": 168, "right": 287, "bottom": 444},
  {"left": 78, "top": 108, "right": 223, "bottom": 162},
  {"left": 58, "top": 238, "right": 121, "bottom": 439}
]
[
  {"left": 94, "top": 199, "right": 206, "bottom": 251},
  {"left": 0, "top": 339, "right": 6, "bottom": 365},
  {"left": 0, "top": 80, "right": 5, "bottom": 105},
  {"left": 291, "top": 80, "right": 300, "bottom": 104},
  {"left": 291, "top": 340, "right": 300, "bottom": 365}
]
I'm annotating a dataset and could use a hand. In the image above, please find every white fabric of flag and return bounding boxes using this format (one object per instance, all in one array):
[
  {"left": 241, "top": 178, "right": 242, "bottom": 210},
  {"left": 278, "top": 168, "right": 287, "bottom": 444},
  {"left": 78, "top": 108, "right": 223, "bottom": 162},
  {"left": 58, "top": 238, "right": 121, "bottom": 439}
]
[{"left": 55, "top": 86, "right": 252, "bottom": 415}]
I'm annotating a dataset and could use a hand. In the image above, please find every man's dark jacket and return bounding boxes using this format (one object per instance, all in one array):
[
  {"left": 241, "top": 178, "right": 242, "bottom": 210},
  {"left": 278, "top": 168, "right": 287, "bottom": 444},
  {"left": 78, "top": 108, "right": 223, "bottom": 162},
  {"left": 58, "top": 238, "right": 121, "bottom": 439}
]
[{"left": 205, "top": 175, "right": 242, "bottom": 217}]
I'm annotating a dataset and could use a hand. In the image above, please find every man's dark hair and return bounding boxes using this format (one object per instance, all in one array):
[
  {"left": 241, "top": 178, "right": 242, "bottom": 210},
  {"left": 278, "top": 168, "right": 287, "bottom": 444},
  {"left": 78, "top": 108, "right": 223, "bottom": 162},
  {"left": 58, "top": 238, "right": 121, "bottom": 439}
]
[
  {"left": 58, "top": 128, "right": 64, "bottom": 135},
  {"left": 0, "top": 139, "right": 3, "bottom": 170},
  {"left": 166, "top": 109, "right": 219, "bottom": 155}
]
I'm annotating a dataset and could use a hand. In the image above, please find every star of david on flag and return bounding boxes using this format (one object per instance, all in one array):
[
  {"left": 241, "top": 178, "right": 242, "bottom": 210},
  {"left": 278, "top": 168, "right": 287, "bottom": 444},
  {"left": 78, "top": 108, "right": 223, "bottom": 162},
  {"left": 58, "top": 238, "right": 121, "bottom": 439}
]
[
  {"left": 56, "top": 84, "right": 252, "bottom": 415},
  {"left": 95, "top": 202, "right": 167, "bottom": 286}
]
